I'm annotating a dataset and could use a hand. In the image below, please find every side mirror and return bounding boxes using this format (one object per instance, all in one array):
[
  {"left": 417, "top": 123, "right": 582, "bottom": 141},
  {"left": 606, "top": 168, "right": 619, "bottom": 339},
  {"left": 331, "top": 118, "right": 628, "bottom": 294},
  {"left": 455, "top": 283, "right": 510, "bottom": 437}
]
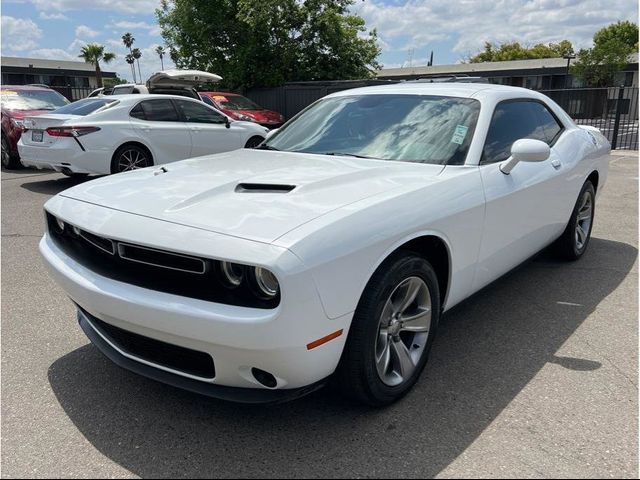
[
  {"left": 225, "top": 117, "right": 231, "bottom": 129},
  {"left": 265, "top": 128, "right": 279, "bottom": 140},
  {"left": 500, "top": 139, "right": 550, "bottom": 175}
]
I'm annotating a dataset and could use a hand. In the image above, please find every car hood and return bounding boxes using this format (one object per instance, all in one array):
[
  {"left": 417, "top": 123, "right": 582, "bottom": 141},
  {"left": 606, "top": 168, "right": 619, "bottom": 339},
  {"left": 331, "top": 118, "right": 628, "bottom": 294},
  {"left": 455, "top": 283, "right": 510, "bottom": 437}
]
[
  {"left": 59, "top": 150, "right": 445, "bottom": 243},
  {"left": 235, "top": 109, "right": 283, "bottom": 123}
]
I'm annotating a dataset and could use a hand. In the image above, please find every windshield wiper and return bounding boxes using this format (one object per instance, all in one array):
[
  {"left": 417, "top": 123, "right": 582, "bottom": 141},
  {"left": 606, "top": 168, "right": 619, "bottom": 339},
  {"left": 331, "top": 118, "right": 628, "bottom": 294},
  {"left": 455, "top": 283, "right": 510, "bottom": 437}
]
[
  {"left": 321, "top": 152, "right": 378, "bottom": 160},
  {"left": 257, "top": 144, "right": 279, "bottom": 151}
]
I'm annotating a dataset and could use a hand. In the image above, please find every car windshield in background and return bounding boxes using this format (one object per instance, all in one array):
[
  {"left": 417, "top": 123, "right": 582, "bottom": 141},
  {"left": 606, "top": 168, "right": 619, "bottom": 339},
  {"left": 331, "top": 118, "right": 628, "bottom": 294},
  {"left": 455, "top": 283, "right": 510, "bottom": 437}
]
[
  {"left": 53, "top": 98, "right": 118, "bottom": 116},
  {"left": 215, "top": 95, "right": 261, "bottom": 111},
  {"left": 265, "top": 94, "right": 481, "bottom": 165},
  {"left": 0, "top": 89, "right": 69, "bottom": 111}
]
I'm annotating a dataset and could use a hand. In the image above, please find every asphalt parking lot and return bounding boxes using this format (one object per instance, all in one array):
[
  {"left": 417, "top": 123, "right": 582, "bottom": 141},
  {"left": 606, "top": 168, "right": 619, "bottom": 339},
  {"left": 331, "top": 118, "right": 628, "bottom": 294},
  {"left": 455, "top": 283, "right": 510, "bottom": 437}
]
[{"left": 1, "top": 155, "right": 638, "bottom": 478}]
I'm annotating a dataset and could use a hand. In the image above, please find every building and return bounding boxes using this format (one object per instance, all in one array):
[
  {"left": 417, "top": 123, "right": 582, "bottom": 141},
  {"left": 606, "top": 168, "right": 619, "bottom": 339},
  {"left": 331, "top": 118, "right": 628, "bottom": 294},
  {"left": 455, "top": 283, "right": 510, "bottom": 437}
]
[
  {"left": 1, "top": 56, "right": 117, "bottom": 100},
  {"left": 377, "top": 54, "right": 639, "bottom": 90}
]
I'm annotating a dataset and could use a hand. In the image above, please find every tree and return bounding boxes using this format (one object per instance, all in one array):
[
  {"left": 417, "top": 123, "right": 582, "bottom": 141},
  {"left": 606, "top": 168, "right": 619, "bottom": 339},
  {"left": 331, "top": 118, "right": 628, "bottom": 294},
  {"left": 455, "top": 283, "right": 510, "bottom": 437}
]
[
  {"left": 132, "top": 48, "right": 143, "bottom": 84},
  {"left": 467, "top": 40, "right": 574, "bottom": 63},
  {"left": 156, "top": 45, "right": 166, "bottom": 70},
  {"left": 78, "top": 44, "right": 116, "bottom": 88},
  {"left": 122, "top": 32, "right": 137, "bottom": 83},
  {"left": 156, "top": 0, "right": 381, "bottom": 89},
  {"left": 125, "top": 54, "right": 136, "bottom": 82},
  {"left": 571, "top": 21, "right": 639, "bottom": 87}
]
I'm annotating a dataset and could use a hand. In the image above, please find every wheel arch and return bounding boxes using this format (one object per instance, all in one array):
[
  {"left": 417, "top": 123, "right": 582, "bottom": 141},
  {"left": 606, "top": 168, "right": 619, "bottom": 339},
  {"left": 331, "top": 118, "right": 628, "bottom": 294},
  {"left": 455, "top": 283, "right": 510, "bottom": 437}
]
[
  {"left": 110, "top": 141, "right": 154, "bottom": 173},
  {"left": 359, "top": 232, "right": 453, "bottom": 313},
  {"left": 587, "top": 170, "right": 599, "bottom": 192}
]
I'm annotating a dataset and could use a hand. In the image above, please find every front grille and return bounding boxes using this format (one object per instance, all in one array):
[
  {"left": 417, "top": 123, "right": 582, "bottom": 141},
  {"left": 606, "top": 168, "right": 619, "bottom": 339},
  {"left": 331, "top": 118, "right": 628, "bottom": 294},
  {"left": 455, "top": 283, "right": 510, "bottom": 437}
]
[
  {"left": 84, "top": 309, "right": 216, "bottom": 379},
  {"left": 46, "top": 212, "right": 279, "bottom": 308}
]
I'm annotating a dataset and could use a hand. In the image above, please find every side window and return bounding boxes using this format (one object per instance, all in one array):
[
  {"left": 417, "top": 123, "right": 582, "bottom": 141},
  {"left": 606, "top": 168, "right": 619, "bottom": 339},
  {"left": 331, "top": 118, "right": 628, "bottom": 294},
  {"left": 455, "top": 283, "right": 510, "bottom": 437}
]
[
  {"left": 529, "top": 102, "right": 563, "bottom": 145},
  {"left": 133, "top": 99, "right": 180, "bottom": 122},
  {"left": 200, "top": 95, "right": 216, "bottom": 107},
  {"left": 112, "top": 85, "right": 134, "bottom": 95},
  {"left": 482, "top": 101, "right": 550, "bottom": 164},
  {"left": 129, "top": 102, "right": 146, "bottom": 120},
  {"left": 175, "top": 100, "right": 226, "bottom": 124}
]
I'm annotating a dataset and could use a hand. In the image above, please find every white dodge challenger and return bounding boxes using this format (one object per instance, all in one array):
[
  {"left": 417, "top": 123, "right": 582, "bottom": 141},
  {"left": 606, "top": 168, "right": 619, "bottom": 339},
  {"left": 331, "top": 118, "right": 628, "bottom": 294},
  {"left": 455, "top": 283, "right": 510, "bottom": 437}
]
[{"left": 40, "top": 83, "right": 610, "bottom": 406}]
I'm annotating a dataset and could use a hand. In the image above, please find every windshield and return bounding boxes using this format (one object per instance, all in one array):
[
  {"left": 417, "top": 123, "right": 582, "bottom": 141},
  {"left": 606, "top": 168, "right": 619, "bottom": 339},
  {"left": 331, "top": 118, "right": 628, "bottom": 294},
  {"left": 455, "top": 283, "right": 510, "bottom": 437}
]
[
  {"left": 53, "top": 98, "right": 118, "bottom": 116},
  {"left": 0, "top": 89, "right": 69, "bottom": 111},
  {"left": 210, "top": 94, "right": 261, "bottom": 111},
  {"left": 265, "top": 94, "right": 480, "bottom": 165}
]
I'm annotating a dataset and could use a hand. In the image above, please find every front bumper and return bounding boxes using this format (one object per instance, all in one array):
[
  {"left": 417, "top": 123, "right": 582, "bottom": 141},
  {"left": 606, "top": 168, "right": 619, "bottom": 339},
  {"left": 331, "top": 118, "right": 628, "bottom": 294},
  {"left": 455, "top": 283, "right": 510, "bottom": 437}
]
[
  {"left": 40, "top": 197, "right": 351, "bottom": 397},
  {"left": 78, "top": 308, "right": 327, "bottom": 404}
]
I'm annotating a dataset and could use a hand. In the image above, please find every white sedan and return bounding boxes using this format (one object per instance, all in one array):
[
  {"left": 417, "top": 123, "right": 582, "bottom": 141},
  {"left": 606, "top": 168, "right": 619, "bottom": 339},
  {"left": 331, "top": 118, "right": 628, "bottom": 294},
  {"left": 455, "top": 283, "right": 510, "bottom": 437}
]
[
  {"left": 40, "top": 83, "right": 610, "bottom": 405},
  {"left": 18, "top": 94, "right": 268, "bottom": 176}
]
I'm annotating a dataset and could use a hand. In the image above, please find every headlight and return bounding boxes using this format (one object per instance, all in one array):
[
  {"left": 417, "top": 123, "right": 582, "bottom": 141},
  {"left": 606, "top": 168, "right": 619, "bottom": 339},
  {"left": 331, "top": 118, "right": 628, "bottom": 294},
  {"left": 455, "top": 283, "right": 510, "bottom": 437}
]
[
  {"left": 55, "top": 217, "right": 65, "bottom": 232},
  {"left": 220, "top": 261, "right": 244, "bottom": 287},
  {"left": 252, "top": 267, "right": 279, "bottom": 298},
  {"left": 237, "top": 114, "right": 255, "bottom": 122}
]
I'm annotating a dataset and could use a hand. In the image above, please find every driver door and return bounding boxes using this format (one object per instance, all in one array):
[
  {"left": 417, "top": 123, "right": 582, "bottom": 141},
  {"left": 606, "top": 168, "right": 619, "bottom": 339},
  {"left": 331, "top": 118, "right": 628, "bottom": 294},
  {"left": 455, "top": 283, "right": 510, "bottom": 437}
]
[{"left": 473, "top": 99, "right": 568, "bottom": 291}]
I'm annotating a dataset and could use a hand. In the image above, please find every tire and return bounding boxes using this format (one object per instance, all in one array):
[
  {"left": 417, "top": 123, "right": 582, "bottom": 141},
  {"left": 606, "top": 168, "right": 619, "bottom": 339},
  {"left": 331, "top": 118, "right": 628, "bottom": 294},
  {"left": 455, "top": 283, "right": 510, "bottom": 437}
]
[
  {"left": 1, "top": 135, "right": 22, "bottom": 170},
  {"left": 553, "top": 180, "right": 596, "bottom": 261},
  {"left": 336, "top": 251, "right": 440, "bottom": 406},
  {"left": 111, "top": 144, "right": 153, "bottom": 174},
  {"left": 244, "top": 136, "right": 264, "bottom": 149}
]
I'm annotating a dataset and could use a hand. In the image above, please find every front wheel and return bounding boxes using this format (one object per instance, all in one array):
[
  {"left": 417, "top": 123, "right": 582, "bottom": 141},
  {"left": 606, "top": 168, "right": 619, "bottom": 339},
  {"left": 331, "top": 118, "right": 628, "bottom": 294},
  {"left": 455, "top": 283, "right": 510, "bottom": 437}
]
[
  {"left": 553, "top": 180, "right": 596, "bottom": 261},
  {"left": 336, "top": 252, "right": 440, "bottom": 406}
]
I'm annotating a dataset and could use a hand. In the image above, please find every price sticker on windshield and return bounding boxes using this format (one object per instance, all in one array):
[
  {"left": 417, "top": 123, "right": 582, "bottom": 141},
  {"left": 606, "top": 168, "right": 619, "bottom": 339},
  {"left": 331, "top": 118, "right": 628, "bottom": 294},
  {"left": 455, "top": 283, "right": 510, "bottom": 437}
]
[{"left": 451, "top": 125, "right": 468, "bottom": 145}]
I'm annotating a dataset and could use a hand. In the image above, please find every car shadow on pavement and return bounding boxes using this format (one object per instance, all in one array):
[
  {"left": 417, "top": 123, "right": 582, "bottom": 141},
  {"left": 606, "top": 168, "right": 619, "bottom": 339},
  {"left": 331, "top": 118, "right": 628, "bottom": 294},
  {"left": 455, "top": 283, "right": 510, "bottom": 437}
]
[
  {"left": 47, "top": 237, "right": 637, "bottom": 478},
  {"left": 20, "top": 175, "right": 97, "bottom": 195}
]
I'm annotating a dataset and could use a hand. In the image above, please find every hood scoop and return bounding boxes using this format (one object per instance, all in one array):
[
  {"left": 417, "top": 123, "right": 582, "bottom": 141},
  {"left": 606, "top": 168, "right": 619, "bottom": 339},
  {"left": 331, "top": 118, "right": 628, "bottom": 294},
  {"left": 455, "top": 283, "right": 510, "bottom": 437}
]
[{"left": 235, "top": 183, "right": 296, "bottom": 193}]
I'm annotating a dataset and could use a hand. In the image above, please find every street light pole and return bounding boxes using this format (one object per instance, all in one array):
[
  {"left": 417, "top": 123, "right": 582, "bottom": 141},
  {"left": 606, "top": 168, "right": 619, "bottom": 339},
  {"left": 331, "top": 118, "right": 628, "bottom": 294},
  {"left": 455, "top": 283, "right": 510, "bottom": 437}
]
[{"left": 563, "top": 53, "right": 576, "bottom": 88}]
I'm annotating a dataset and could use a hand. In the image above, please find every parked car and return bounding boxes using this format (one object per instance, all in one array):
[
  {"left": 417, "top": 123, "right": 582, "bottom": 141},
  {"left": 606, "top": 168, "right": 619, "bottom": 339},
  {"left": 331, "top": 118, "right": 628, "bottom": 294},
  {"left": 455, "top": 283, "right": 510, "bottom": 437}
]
[
  {"left": 40, "top": 83, "right": 610, "bottom": 405},
  {"left": 19, "top": 94, "right": 268, "bottom": 176},
  {"left": 1, "top": 85, "right": 69, "bottom": 169},
  {"left": 104, "top": 69, "right": 222, "bottom": 101},
  {"left": 200, "top": 92, "right": 285, "bottom": 128}
]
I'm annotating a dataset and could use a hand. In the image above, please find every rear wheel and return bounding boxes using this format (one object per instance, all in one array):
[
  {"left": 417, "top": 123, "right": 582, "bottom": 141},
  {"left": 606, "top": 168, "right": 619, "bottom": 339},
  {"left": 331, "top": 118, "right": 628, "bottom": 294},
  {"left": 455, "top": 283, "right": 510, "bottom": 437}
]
[
  {"left": 1, "top": 135, "right": 21, "bottom": 170},
  {"left": 111, "top": 144, "right": 153, "bottom": 174},
  {"left": 336, "top": 252, "right": 440, "bottom": 406},
  {"left": 244, "top": 136, "right": 264, "bottom": 149},
  {"left": 553, "top": 180, "right": 595, "bottom": 261}
]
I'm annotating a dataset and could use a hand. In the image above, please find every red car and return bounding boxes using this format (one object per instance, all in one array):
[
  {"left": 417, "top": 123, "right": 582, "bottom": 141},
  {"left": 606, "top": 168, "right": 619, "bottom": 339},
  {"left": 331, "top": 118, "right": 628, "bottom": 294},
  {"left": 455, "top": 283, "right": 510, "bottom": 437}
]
[
  {"left": 200, "top": 92, "right": 285, "bottom": 128},
  {"left": 1, "top": 85, "right": 69, "bottom": 169}
]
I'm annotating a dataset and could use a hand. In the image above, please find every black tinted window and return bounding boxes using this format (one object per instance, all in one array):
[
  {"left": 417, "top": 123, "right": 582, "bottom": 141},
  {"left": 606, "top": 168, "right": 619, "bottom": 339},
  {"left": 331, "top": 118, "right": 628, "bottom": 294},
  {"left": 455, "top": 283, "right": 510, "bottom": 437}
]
[
  {"left": 112, "top": 85, "right": 134, "bottom": 95},
  {"left": 175, "top": 100, "right": 226, "bottom": 124},
  {"left": 130, "top": 103, "right": 145, "bottom": 120},
  {"left": 482, "top": 101, "right": 560, "bottom": 164},
  {"left": 53, "top": 98, "right": 117, "bottom": 116},
  {"left": 136, "top": 100, "right": 180, "bottom": 122},
  {"left": 530, "top": 102, "right": 563, "bottom": 144}
]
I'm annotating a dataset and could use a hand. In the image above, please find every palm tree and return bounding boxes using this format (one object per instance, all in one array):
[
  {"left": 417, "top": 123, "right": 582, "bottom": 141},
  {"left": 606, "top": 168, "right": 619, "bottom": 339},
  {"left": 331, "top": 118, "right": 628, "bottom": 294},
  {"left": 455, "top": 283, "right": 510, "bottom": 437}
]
[
  {"left": 78, "top": 44, "right": 116, "bottom": 88},
  {"left": 132, "top": 48, "right": 143, "bottom": 84},
  {"left": 125, "top": 54, "right": 136, "bottom": 82},
  {"left": 155, "top": 46, "right": 166, "bottom": 70},
  {"left": 122, "top": 33, "right": 136, "bottom": 83}
]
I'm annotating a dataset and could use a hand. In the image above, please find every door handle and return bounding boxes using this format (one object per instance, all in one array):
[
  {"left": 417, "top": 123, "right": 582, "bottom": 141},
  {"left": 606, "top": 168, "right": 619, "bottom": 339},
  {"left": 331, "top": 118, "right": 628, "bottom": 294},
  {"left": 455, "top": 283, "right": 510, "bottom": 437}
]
[{"left": 551, "top": 158, "right": 561, "bottom": 169}]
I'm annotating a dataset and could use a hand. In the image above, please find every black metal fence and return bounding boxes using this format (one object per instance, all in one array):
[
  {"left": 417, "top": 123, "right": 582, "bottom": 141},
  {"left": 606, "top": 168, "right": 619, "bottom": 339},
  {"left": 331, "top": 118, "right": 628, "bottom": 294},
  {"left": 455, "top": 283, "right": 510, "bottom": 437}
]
[
  {"left": 49, "top": 85, "right": 94, "bottom": 102},
  {"left": 541, "top": 86, "right": 639, "bottom": 150},
  {"left": 244, "top": 80, "right": 398, "bottom": 120}
]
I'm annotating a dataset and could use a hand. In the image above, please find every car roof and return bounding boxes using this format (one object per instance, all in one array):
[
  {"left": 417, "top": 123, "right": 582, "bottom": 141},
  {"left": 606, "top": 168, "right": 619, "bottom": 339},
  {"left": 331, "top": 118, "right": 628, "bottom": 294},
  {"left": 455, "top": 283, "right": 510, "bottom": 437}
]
[
  {"left": 326, "top": 82, "right": 540, "bottom": 101},
  {"left": 200, "top": 91, "right": 240, "bottom": 97},
  {"left": 1, "top": 84, "right": 55, "bottom": 92},
  {"left": 105, "top": 93, "right": 205, "bottom": 103}
]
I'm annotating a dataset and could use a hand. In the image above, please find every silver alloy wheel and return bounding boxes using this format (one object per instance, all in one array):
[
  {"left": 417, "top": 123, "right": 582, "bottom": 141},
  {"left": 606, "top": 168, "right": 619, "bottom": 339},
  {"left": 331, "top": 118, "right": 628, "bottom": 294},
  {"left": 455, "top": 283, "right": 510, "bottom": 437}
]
[
  {"left": 117, "top": 148, "right": 148, "bottom": 172},
  {"left": 575, "top": 190, "right": 593, "bottom": 250},
  {"left": 1, "top": 137, "right": 10, "bottom": 168},
  {"left": 375, "top": 276, "right": 431, "bottom": 387}
]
